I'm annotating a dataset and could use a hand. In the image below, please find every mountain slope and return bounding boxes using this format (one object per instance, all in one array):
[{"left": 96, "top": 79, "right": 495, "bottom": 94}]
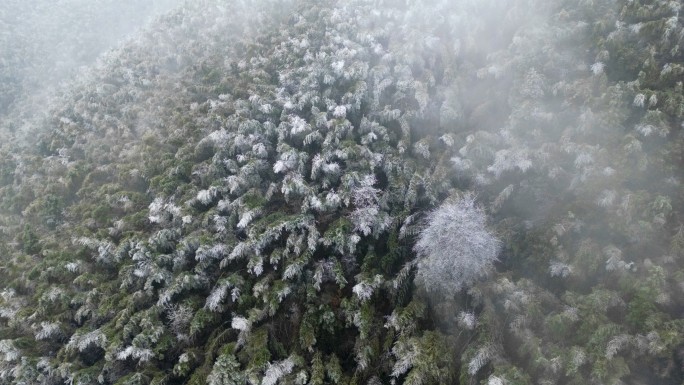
[{"left": 0, "top": 0, "right": 683, "bottom": 384}]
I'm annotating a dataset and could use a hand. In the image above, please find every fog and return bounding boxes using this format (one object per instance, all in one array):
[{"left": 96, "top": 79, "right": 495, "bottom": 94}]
[
  {"left": 0, "top": 0, "right": 182, "bottom": 122},
  {"left": 0, "top": 0, "right": 681, "bottom": 384}
]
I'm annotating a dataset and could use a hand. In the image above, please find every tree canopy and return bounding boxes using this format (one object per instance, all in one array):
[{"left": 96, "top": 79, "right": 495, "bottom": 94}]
[{"left": 0, "top": 0, "right": 683, "bottom": 384}]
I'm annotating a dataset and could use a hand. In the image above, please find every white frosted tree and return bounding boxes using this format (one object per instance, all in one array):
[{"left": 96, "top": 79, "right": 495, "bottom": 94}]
[
  {"left": 207, "top": 353, "right": 245, "bottom": 385},
  {"left": 349, "top": 174, "right": 391, "bottom": 237},
  {"left": 414, "top": 194, "right": 500, "bottom": 295}
]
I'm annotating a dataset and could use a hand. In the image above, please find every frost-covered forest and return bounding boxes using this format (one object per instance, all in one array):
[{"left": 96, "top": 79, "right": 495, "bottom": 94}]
[{"left": 0, "top": 0, "right": 683, "bottom": 384}]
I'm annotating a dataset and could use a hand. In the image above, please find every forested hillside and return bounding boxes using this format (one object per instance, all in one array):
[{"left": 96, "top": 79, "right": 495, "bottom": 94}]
[
  {"left": 0, "top": 0, "right": 683, "bottom": 384},
  {"left": 0, "top": 0, "right": 180, "bottom": 128}
]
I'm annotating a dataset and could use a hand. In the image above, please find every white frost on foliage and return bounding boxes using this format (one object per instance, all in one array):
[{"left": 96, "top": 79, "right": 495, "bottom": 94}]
[
  {"left": 468, "top": 345, "right": 493, "bottom": 376},
  {"left": 231, "top": 316, "right": 251, "bottom": 332},
  {"left": 273, "top": 151, "right": 298, "bottom": 174},
  {"left": 549, "top": 261, "right": 572, "bottom": 278},
  {"left": 0, "top": 340, "right": 19, "bottom": 362},
  {"left": 148, "top": 197, "right": 181, "bottom": 223},
  {"left": 414, "top": 194, "right": 500, "bottom": 294},
  {"left": 332, "top": 60, "right": 345, "bottom": 75},
  {"left": 116, "top": 346, "right": 154, "bottom": 362},
  {"left": 289, "top": 115, "right": 310, "bottom": 135},
  {"left": 207, "top": 129, "right": 230, "bottom": 146},
  {"left": 65, "top": 261, "right": 81, "bottom": 273},
  {"left": 262, "top": 357, "right": 295, "bottom": 385},
  {"left": 440, "top": 134, "right": 454, "bottom": 146},
  {"left": 228, "top": 242, "right": 251, "bottom": 262},
  {"left": 66, "top": 329, "right": 107, "bottom": 352},
  {"left": 196, "top": 187, "right": 218, "bottom": 205},
  {"left": 35, "top": 322, "right": 61, "bottom": 340},
  {"left": 458, "top": 311, "right": 477, "bottom": 330},
  {"left": 633, "top": 93, "right": 645, "bottom": 107},
  {"left": 520, "top": 68, "right": 546, "bottom": 99},
  {"left": 606, "top": 334, "right": 632, "bottom": 359},
  {"left": 590, "top": 62, "right": 605, "bottom": 75},
  {"left": 636, "top": 123, "right": 657, "bottom": 137},
  {"left": 349, "top": 175, "right": 391, "bottom": 236},
  {"left": 605, "top": 245, "right": 634, "bottom": 272},
  {"left": 352, "top": 282, "right": 373, "bottom": 302},
  {"left": 391, "top": 339, "right": 418, "bottom": 378},
  {"left": 413, "top": 140, "right": 430, "bottom": 159},
  {"left": 596, "top": 189, "right": 616, "bottom": 207},
  {"left": 488, "top": 149, "right": 533, "bottom": 178},
  {"left": 451, "top": 156, "right": 472, "bottom": 173},
  {"left": 237, "top": 209, "right": 260, "bottom": 229},
  {"left": 353, "top": 275, "right": 383, "bottom": 302},
  {"left": 573, "top": 151, "right": 594, "bottom": 169},
  {"left": 333, "top": 105, "right": 347, "bottom": 118},
  {"left": 206, "top": 283, "right": 230, "bottom": 311}
]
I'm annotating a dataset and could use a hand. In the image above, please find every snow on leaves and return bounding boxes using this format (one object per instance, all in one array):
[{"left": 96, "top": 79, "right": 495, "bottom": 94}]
[{"left": 414, "top": 194, "right": 500, "bottom": 294}]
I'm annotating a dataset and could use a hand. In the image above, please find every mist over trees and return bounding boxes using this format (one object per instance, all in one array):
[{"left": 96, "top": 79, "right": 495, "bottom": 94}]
[
  {"left": 0, "top": 0, "right": 683, "bottom": 384},
  {"left": 0, "top": 0, "right": 181, "bottom": 123}
]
